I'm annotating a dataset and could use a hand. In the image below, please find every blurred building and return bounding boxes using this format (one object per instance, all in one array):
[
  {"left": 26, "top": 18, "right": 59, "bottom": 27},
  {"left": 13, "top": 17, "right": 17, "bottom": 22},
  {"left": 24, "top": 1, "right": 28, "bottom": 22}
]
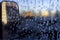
[
  {"left": 2, "top": 1, "right": 20, "bottom": 24},
  {"left": 1, "top": 1, "right": 20, "bottom": 39}
]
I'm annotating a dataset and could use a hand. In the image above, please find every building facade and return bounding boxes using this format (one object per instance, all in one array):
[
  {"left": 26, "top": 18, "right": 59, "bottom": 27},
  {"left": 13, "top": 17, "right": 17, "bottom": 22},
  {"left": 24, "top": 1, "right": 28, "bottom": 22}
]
[
  {"left": 1, "top": 1, "right": 20, "bottom": 39},
  {"left": 2, "top": 1, "right": 20, "bottom": 24}
]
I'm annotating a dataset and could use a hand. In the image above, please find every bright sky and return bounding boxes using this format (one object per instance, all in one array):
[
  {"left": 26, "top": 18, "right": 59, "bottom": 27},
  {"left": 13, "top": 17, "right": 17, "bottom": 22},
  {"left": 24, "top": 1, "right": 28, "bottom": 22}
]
[
  {"left": 15, "top": 0, "right": 60, "bottom": 13},
  {"left": 0, "top": 0, "right": 60, "bottom": 13},
  {"left": 0, "top": 0, "right": 2, "bottom": 2}
]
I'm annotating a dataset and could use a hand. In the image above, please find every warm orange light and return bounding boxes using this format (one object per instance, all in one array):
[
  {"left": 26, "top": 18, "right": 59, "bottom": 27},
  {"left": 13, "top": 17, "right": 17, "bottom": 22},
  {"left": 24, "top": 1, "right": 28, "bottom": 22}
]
[
  {"left": 26, "top": 11, "right": 33, "bottom": 16},
  {"left": 41, "top": 11, "right": 49, "bottom": 17}
]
